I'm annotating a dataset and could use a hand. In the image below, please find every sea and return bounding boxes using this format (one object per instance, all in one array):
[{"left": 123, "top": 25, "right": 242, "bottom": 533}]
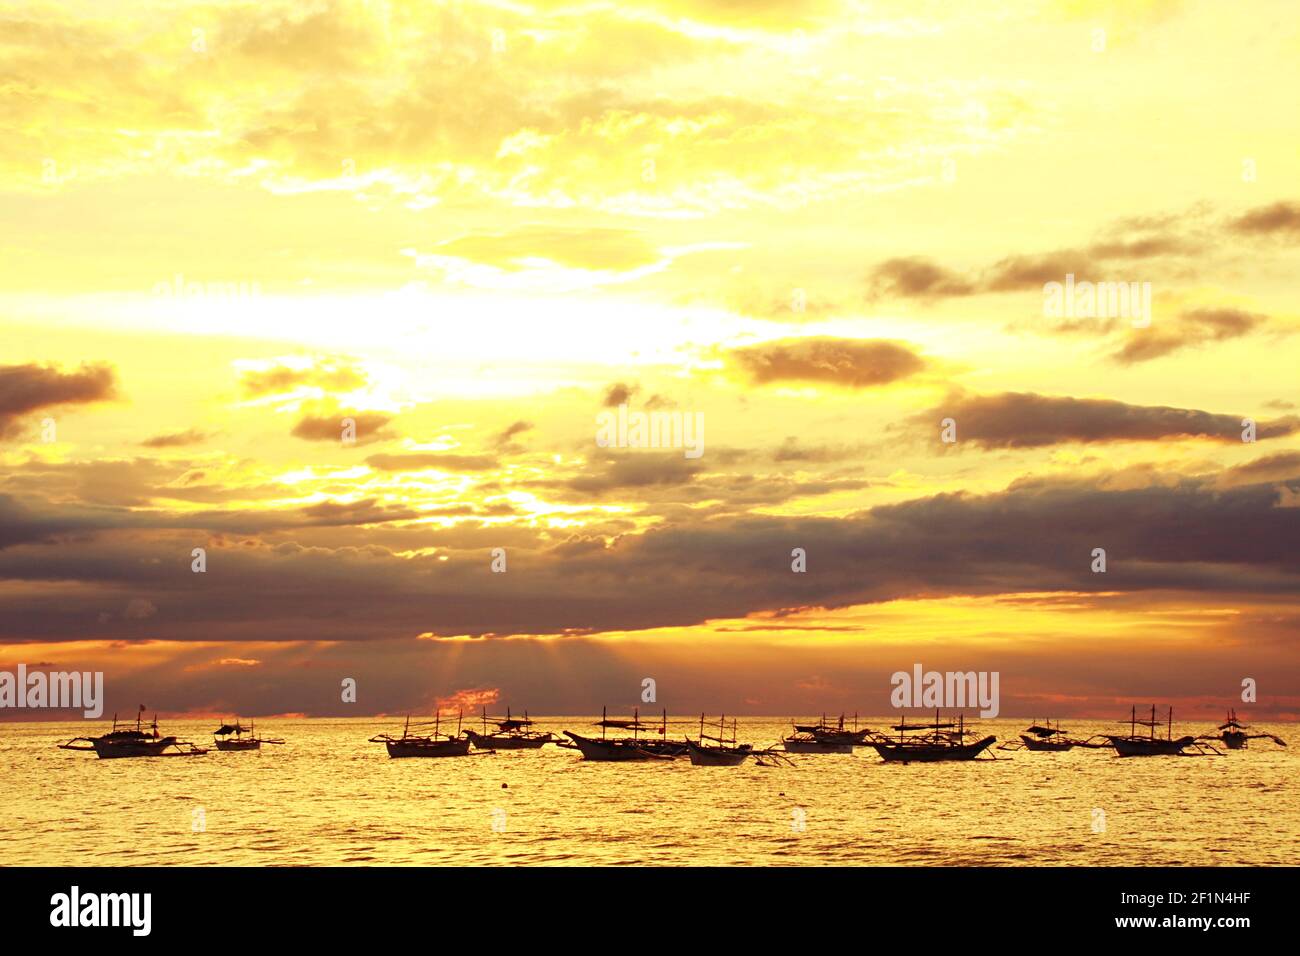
[{"left": 2, "top": 716, "right": 1295, "bottom": 866}]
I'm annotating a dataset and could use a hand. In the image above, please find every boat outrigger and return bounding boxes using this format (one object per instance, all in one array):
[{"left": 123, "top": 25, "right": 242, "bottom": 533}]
[
  {"left": 213, "top": 718, "right": 285, "bottom": 751},
  {"left": 1105, "top": 706, "right": 1222, "bottom": 757},
  {"left": 685, "top": 714, "right": 793, "bottom": 767},
  {"left": 465, "top": 707, "right": 556, "bottom": 750},
  {"left": 562, "top": 707, "right": 688, "bottom": 761},
  {"left": 58, "top": 710, "right": 208, "bottom": 759},
  {"left": 868, "top": 712, "right": 998, "bottom": 763},
  {"left": 369, "top": 712, "right": 477, "bottom": 758},
  {"left": 1197, "top": 709, "right": 1287, "bottom": 750}
]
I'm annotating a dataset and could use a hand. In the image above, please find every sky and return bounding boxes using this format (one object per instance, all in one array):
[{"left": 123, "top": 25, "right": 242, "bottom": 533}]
[{"left": 2, "top": 0, "right": 1299, "bottom": 721}]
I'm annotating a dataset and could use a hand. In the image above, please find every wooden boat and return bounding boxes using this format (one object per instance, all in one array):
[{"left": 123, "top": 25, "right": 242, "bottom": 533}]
[
  {"left": 369, "top": 712, "right": 476, "bottom": 758},
  {"left": 781, "top": 733, "right": 854, "bottom": 754},
  {"left": 58, "top": 710, "right": 208, "bottom": 759},
  {"left": 562, "top": 707, "right": 687, "bottom": 761},
  {"left": 792, "top": 712, "right": 872, "bottom": 745},
  {"left": 465, "top": 707, "right": 556, "bottom": 750},
  {"left": 213, "top": 718, "right": 285, "bottom": 751},
  {"left": 1197, "top": 709, "right": 1286, "bottom": 750},
  {"left": 868, "top": 712, "right": 997, "bottom": 763},
  {"left": 565, "top": 731, "right": 675, "bottom": 761},
  {"left": 685, "top": 737, "right": 750, "bottom": 765},
  {"left": 1105, "top": 706, "right": 1221, "bottom": 757},
  {"left": 998, "top": 719, "right": 1109, "bottom": 752},
  {"left": 686, "top": 715, "right": 794, "bottom": 767}
]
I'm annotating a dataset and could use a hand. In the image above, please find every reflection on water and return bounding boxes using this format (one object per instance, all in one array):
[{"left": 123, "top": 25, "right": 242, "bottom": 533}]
[{"left": 3, "top": 717, "right": 1295, "bottom": 866}]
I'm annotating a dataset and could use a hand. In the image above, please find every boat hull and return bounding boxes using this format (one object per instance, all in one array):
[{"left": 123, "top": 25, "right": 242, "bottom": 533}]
[
  {"left": 465, "top": 730, "right": 553, "bottom": 750},
  {"left": 384, "top": 737, "right": 472, "bottom": 758},
  {"left": 1020, "top": 735, "right": 1073, "bottom": 752},
  {"left": 91, "top": 737, "right": 205, "bottom": 758},
  {"left": 563, "top": 731, "right": 675, "bottom": 761},
  {"left": 685, "top": 740, "right": 750, "bottom": 766},
  {"left": 1222, "top": 732, "right": 1246, "bottom": 750},
  {"left": 1107, "top": 735, "right": 1195, "bottom": 757},
  {"left": 782, "top": 738, "right": 853, "bottom": 754},
  {"left": 870, "top": 734, "right": 997, "bottom": 762},
  {"left": 215, "top": 738, "right": 261, "bottom": 751}
]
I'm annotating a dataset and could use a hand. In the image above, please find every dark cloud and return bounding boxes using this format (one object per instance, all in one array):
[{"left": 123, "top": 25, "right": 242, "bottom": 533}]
[
  {"left": 562, "top": 454, "right": 701, "bottom": 495},
  {"left": 240, "top": 361, "right": 365, "bottom": 397},
  {"left": 1229, "top": 200, "right": 1300, "bottom": 235},
  {"left": 771, "top": 437, "right": 863, "bottom": 463},
  {"left": 291, "top": 410, "right": 392, "bottom": 444},
  {"left": 916, "top": 392, "right": 1299, "bottom": 448},
  {"left": 365, "top": 452, "right": 499, "bottom": 472},
  {"left": 0, "top": 362, "right": 117, "bottom": 438},
  {"left": 729, "top": 337, "right": 925, "bottom": 388},
  {"left": 492, "top": 420, "right": 533, "bottom": 451},
  {"left": 869, "top": 210, "right": 1204, "bottom": 300},
  {"left": 140, "top": 428, "right": 211, "bottom": 448},
  {"left": 602, "top": 382, "right": 638, "bottom": 406},
  {"left": 867, "top": 257, "right": 975, "bottom": 299},
  {"left": 1110, "top": 307, "right": 1268, "bottom": 364},
  {"left": 1217, "top": 451, "right": 1300, "bottom": 487},
  {"left": 3, "top": 468, "right": 1298, "bottom": 645}
]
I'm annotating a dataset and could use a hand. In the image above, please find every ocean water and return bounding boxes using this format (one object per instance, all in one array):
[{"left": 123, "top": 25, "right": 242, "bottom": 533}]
[{"left": 2, "top": 716, "right": 1295, "bottom": 866}]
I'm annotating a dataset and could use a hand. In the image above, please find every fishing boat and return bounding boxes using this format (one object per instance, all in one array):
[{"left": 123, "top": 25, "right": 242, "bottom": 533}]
[
  {"left": 562, "top": 707, "right": 686, "bottom": 761},
  {"left": 1197, "top": 709, "right": 1287, "bottom": 750},
  {"left": 369, "top": 712, "right": 475, "bottom": 758},
  {"left": 790, "top": 712, "right": 871, "bottom": 746},
  {"left": 213, "top": 718, "right": 285, "bottom": 751},
  {"left": 57, "top": 710, "right": 208, "bottom": 759},
  {"left": 998, "top": 719, "right": 1109, "bottom": 752},
  {"left": 1105, "top": 706, "right": 1221, "bottom": 757},
  {"left": 465, "top": 707, "right": 556, "bottom": 750},
  {"left": 781, "top": 731, "right": 855, "bottom": 754},
  {"left": 781, "top": 712, "right": 871, "bottom": 753},
  {"left": 868, "top": 712, "right": 998, "bottom": 763},
  {"left": 685, "top": 714, "right": 794, "bottom": 767}
]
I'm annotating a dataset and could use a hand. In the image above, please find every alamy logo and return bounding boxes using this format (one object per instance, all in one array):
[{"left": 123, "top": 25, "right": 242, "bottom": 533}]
[
  {"left": 1043, "top": 273, "right": 1151, "bottom": 328},
  {"left": 596, "top": 403, "right": 704, "bottom": 459},
  {"left": 0, "top": 666, "right": 103, "bottom": 718},
  {"left": 50, "top": 886, "right": 151, "bottom": 936},
  {"left": 890, "top": 664, "right": 1000, "bottom": 718}
]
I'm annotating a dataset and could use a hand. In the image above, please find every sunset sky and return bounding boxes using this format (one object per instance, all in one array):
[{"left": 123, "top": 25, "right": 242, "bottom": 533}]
[{"left": 2, "top": 0, "right": 1299, "bottom": 721}]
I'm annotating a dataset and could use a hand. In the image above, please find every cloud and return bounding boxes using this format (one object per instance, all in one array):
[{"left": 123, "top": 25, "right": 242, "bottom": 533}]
[
  {"left": 365, "top": 452, "right": 500, "bottom": 472},
  {"left": 291, "top": 410, "right": 393, "bottom": 444},
  {"left": 4, "top": 467, "right": 1299, "bottom": 645},
  {"left": 141, "top": 428, "right": 211, "bottom": 448},
  {"left": 917, "top": 392, "right": 1298, "bottom": 448},
  {"left": 240, "top": 360, "right": 366, "bottom": 397},
  {"left": 0, "top": 362, "right": 117, "bottom": 438},
  {"left": 1216, "top": 451, "right": 1300, "bottom": 488},
  {"left": 867, "top": 210, "right": 1206, "bottom": 300},
  {"left": 492, "top": 420, "right": 533, "bottom": 452},
  {"left": 729, "top": 337, "right": 926, "bottom": 388},
  {"left": 868, "top": 257, "right": 976, "bottom": 299},
  {"left": 1229, "top": 200, "right": 1300, "bottom": 236},
  {"left": 1110, "top": 307, "right": 1269, "bottom": 364},
  {"left": 602, "top": 383, "right": 638, "bottom": 407},
  {"left": 1, "top": 1, "right": 1030, "bottom": 215}
]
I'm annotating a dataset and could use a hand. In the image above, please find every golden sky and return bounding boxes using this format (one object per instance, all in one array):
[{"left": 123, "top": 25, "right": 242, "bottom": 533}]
[{"left": 2, "top": 0, "right": 1299, "bottom": 719}]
